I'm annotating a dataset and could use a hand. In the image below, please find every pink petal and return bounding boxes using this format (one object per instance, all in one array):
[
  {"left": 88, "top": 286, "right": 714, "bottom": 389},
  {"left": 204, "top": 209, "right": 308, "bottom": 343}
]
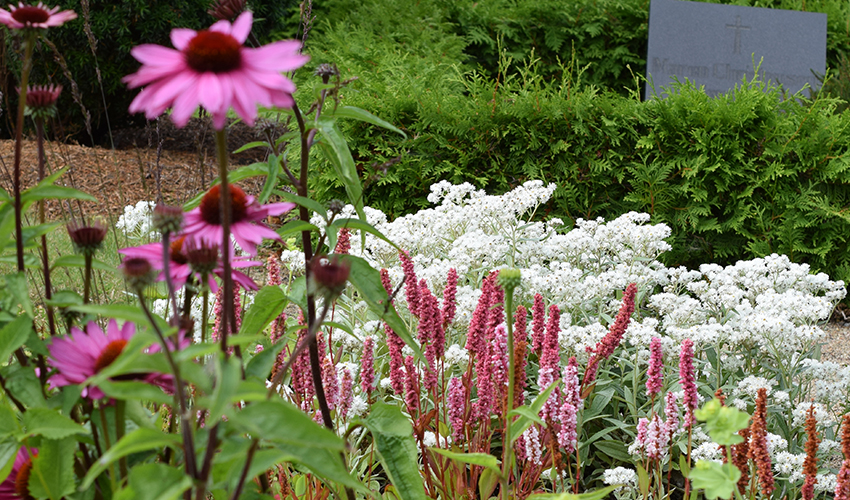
[
  {"left": 209, "top": 18, "right": 233, "bottom": 35},
  {"left": 269, "top": 91, "right": 295, "bottom": 109},
  {"left": 149, "top": 71, "right": 198, "bottom": 110},
  {"left": 171, "top": 28, "right": 196, "bottom": 51},
  {"left": 197, "top": 73, "right": 224, "bottom": 115},
  {"left": 171, "top": 87, "right": 202, "bottom": 128},
  {"left": 130, "top": 44, "right": 184, "bottom": 67},
  {"left": 230, "top": 11, "right": 253, "bottom": 44},
  {"left": 243, "top": 42, "right": 308, "bottom": 72}
]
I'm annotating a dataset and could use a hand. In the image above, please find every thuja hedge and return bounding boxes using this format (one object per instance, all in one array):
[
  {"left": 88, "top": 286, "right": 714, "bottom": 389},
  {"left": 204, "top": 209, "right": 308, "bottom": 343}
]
[{"left": 307, "top": 60, "right": 850, "bottom": 283}]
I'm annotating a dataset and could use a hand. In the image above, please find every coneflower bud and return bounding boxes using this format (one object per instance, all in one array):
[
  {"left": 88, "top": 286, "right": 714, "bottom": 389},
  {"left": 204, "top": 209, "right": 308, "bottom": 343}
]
[
  {"left": 185, "top": 239, "right": 219, "bottom": 278},
  {"left": 67, "top": 219, "right": 107, "bottom": 256},
  {"left": 497, "top": 268, "right": 521, "bottom": 293},
  {"left": 20, "top": 84, "right": 61, "bottom": 119},
  {"left": 207, "top": 0, "right": 246, "bottom": 20},
  {"left": 152, "top": 203, "right": 184, "bottom": 235},
  {"left": 122, "top": 257, "right": 155, "bottom": 291},
  {"left": 314, "top": 63, "right": 339, "bottom": 79},
  {"left": 308, "top": 255, "right": 350, "bottom": 298}
]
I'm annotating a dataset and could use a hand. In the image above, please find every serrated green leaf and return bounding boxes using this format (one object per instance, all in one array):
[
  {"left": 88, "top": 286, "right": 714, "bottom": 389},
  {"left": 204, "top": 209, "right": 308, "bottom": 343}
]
[
  {"left": 0, "top": 315, "right": 32, "bottom": 362},
  {"left": 81, "top": 428, "right": 182, "bottom": 489},
  {"left": 112, "top": 463, "right": 192, "bottom": 500},
  {"left": 238, "top": 285, "right": 288, "bottom": 338},
  {"left": 5, "top": 273, "right": 32, "bottom": 318},
  {"left": 0, "top": 437, "right": 20, "bottom": 484},
  {"left": 245, "top": 339, "right": 287, "bottom": 381},
  {"left": 689, "top": 460, "right": 740, "bottom": 499},
  {"left": 206, "top": 356, "right": 241, "bottom": 424},
  {"left": 230, "top": 400, "right": 343, "bottom": 450},
  {"left": 362, "top": 402, "right": 427, "bottom": 500},
  {"left": 21, "top": 408, "right": 87, "bottom": 439},
  {"left": 28, "top": 437, "right": 76, "bottom": 500},
  {"left": 0, "top": 404, "right": 20, "bottom": 437}
]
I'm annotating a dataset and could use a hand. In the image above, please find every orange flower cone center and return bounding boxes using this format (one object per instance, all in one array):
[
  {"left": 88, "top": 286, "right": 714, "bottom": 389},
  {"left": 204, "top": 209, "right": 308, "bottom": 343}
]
[
  {"left": 199, "top": 185, "right": 249, "bottom": 225},
  {"left": 170, "top": 236, "right": 188, "bottom": 265},
  {"left": 185, "top": 31, "right": 242, "bottom": 73},
  {"left": 94, "top": 340, "right": 129, "bottom": 374},
  {"left": 12, "top": 6, "right": 49, "bottom": 24},
  {"left": 14, "top": 456, "right": 35, "bottom": 500}
]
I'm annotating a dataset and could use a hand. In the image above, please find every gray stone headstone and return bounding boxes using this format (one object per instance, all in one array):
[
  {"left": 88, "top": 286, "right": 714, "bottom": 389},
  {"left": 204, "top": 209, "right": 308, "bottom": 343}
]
[{"left": 645, "top": 0, "right": 827, "bottom": 99}]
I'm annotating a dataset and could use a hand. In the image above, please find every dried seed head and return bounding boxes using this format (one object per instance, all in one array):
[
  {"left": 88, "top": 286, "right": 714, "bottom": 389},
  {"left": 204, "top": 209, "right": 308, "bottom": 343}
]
[
  {"left": 185, "top": 239, "right": 219, "bottom": 278},
  {"left": 122, "top": 257, "right": 155, "bottom": 291},
  {"left": 308, "top": 255, "right": 350, "bottom": 298}
]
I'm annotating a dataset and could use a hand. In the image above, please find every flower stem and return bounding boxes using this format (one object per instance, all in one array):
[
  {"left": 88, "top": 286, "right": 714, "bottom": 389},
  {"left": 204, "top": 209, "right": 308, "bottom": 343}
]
[
  {"left": 161, "top": 230, "right": 180, "bottom": 324},
  {"left": 83, "top": 253, "right": 93, "bottom": 304},
  {"left": 115, "top": 399, "right": 128, "bottom": 478},
  {"left": 13, "top": 32, "right": 35, "bottom": 273},
  {"left": 35, "top": 117, "right": 56, "bottom": 337},
  {"left": 214, "top": 128, "right": 235, "bottom": 357},
  {"left": 501, "top": 290, "right": 515, "bottom": 499}
]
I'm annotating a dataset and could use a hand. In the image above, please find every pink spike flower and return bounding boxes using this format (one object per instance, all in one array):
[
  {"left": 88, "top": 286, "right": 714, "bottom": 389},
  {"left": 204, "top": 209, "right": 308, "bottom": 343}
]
[
  {"left": 679, "top": 338, "right": 698, "bottom": 427},
  {"left": 183, "top": 184, "right": 295, "bottom": 256},
  {"left": 123, "top": 11, "right": 308, "bottom": 129},
  {"left": 646, "top": 336, "right": 663, "bottom": 399},
  {"left": 360, "top": 336, "right": 375, "bottom": 395},
  {"left": 0, "top": 2, "right": 75, "bottom": 30}
]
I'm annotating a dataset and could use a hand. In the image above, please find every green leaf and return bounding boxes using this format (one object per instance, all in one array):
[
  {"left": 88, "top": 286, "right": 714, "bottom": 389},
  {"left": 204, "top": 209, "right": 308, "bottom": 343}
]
[
  {"left": 527, "top": 485, "right": 621, "bottom": 500},
  {"left": 97, "top": 380, "right": 171, "bottom": 404},
  {"left": 362, "top": 402, "right": 427, "bottom": 500},
  {"left": 112, "top": 463, "right": 192, "bottom": 500},
  {"left": 636, "top": 462, "right": 650, "bottom": 497},
  {"left": 275, "top": 220, "right": 319, "bottom": 238},
  {"left": 429, "top": 448, "right": 500, "bottom": 474},
  {"left": 259, "top": 154, "right": 281, "bottom": 204},
  {"left": 0, "top": 315, "right": 32, "bottom": 362},
  {"left": 0, "top": 404, "right": 20, "bottom": 437},
  {"left": 238, "top": 286, "right": 288, "bottom": 338},
  {"left": 2, "top": 365, "right": 46, "bottom": 408},
  {"left": 5, "top": 272, "right": 32, "bottom": 318},
  {"left": 331, "top": 106, "right": 407, "bottom": 138},
  {"left": 68, "top": 304, "right": 169, "bottom": 331},
  {"left": 230, "top": 400, "right": 343, "bottom": 450},
  {"left": 28, "top": 437, "right": 76, "bottom": 500},
  {"left": 245, "top": 339, "right": 287, "bottom": 381},
  {"left": 274, "top": 443, "right": 368, "bottom": 494},
  {"left": 21, "top": 185, "right": 96, "bottom": 203},
  {"left": 21, "top": 408, "right": 87, "bottom": 439},
  {"left": 206, "top": 356, "right": 242, "bottom": 424},
  {"left": 689, "top": 460, "right": 741, "bottom": 499},
  {"left": 0, "top": 437, "right": 19, "bottom": 484},
  {"left": 51, "top": 255, "right": 116, "bottom": 274},
  {"left": 233, "top": 141, "right": 270, "bottom": 154},
  {"left": 315, "top": 118, "right": 365, "bottom": 220},
  {"left": 509, "top": 381, "right": 559, "bottom": 443},
  {"left": 344, "top": 256, "right": 424, "bottom": 363},
  {"left": 275, "top": 191, "right": 328, "bottom": 220},
  {"left": 591, "top": 440, "right": 631, "bottom": 462},
  {"left": 80, "top": 428, "right": 182, "bottom": 489},
  {"left": 478, "top": 467, "right": 499, "bottom": 500},
  {"left": 695, "top": 398, "right": 750, "bottom": 446},
  {"left": 330, "top": 218, "right": 399, "bottom": 250}
]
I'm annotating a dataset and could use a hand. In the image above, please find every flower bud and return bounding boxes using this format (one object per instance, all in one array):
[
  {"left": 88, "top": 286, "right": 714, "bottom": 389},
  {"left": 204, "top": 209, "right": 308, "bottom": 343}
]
[
  {"left": 152, "top": 203, "right": 184, "bottom": 235},
  {"left": 185, "top": 239, "right": 219, "bottom": 278},
  {"left": 308, "top": 255, "right": 350, "bottom": 298},
  {"left": 20, "top": 84, "right": 61, "bottom": 120},
  {"left": 497, "top": 268, "right": 522, "bottom": 293},
  {"left": 67, "top": 219, "right": 107, "bottom": 256},
  {"left": 122, "top": 257, "right": 155, "bottom": 291},
  {"left": 207, "top": 0, "right": 246, "bottom": 21}
]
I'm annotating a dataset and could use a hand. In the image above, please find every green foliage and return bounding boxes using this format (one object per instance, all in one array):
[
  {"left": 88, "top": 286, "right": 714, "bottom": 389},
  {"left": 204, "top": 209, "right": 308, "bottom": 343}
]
[
  {"left": 306, "top": 27, "right": 850, "bottom": 281},
  {"left": 2, "top": 0, "right": 298, "bottom": 139}
]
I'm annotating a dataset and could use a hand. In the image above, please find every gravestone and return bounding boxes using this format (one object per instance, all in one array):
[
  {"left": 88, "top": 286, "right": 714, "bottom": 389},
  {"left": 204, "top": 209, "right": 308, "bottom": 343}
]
[{"left": 645, "top": 0, "right": 827, "bottom": 99}]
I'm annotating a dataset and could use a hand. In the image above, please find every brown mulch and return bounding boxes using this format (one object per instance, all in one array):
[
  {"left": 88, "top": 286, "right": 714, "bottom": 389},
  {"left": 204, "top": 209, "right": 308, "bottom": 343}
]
[{"left": 2, "top": 125, "right": 849, "bottom": 363}]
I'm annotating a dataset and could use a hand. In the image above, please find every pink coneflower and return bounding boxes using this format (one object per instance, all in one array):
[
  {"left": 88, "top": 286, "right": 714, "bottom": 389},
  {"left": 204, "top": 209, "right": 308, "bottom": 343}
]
[
  {"left": 123, "top": 11, "right": 308, "bottom": 129},
  {"left": 679, "top": 338, "right": 698, "bottom": 427},
  {"left": 183, "top": 184, "right": 295, "bottom": 256},
  {"left": 119, "top": 235, "right": 260, "bottom": 292},
  {"left": 0, "top": 2, "right": 75, "bottom": 30},
  {"left": 47, "top": 319, "right": 137, "bottom": 399},
  {"left": 0, "top": 447, "right": 37, "bottom": 499},
  {"left": 646, "top": 337, "right": 663, "bottom": 399}
]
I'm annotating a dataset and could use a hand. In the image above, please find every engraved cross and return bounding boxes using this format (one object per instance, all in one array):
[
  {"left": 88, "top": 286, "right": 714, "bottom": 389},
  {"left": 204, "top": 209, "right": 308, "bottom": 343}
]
[{"left": 725, "top": 15, "right": 751, "bottom": 55}]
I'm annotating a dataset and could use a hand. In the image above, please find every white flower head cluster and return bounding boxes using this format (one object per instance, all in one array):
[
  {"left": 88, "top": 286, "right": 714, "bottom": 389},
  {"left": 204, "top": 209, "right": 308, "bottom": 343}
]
[
  {"left": 791, "top": 402, "right": 836, "bottom": 428},
  {"left": 603, "top": 467, "right": 637, "bottom": 490},
  {"left": 115, "top": 201, "right": 156, "bottom": 238}
]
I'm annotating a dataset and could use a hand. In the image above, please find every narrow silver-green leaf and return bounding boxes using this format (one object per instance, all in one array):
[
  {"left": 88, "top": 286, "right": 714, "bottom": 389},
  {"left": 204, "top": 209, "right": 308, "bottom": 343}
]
[{"left": 331, "top": 106, "right": 407, "bottom": 138}]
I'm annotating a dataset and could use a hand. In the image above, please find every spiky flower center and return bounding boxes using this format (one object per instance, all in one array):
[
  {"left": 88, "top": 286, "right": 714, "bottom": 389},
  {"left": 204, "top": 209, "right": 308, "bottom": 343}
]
[
  {"left": 170, "top": 237, "right": 188, "bottom": 265},
  {"left": 12, "top": 5, "right": 49, "bottom": 24},
  {"left": 185, "top": 31, "right": 242, "bottom": 73},
  {"left": 94, "top": 340, "right": 128, "bottom": 373},
  {"left": 199, "top": 185, "right": 249, "bottom": 225},
  {"left": 14, "top": 455, "right": 35, "bottom": 500}
]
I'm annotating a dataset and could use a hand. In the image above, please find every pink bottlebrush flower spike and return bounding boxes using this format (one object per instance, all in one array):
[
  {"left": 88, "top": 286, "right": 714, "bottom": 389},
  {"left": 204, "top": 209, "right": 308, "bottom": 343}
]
[
  {"left": 679, "top": 338, "right": 698, "bottom": 427},
  {"left": 123, "top": 11, "right": 308, "bottom": 128},
  {"left": 646, "top": 336, "right": 663, "bottom": 399},
  {"left": 447, "top": 377, "right": 466, "bottom": 442},
  {"left": 0, "top": 2, "right": 76, "bottom": 30},
  {"left": 531, "top": 293, "right": 545, "bottom": 354},
  {"left": 381, "top": 268, "right": 406, "bottom": 395},
  {"left": 441, "top": 267, "right": 458, "bottom": 328},
  {"left": 360, "top": 336, "right": 375, "bottom": 395},
  {"left": 399, "top": 250, "right": 420, "bottom": 317},
  {"left": 183, "top": 184, "right": 294, "bottom": 256}
]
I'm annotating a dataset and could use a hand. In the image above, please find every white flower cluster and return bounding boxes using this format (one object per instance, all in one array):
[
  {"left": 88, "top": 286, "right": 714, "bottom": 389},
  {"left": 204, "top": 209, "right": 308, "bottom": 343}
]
[
  {"left": 602, "top": 467, "right": 637, "bottom": 489},
  {"left": 115, "top": 200, "right": 156, "bottom": 238}
]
